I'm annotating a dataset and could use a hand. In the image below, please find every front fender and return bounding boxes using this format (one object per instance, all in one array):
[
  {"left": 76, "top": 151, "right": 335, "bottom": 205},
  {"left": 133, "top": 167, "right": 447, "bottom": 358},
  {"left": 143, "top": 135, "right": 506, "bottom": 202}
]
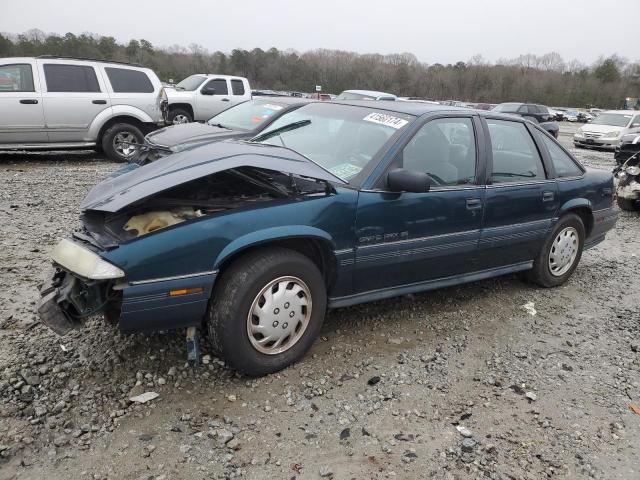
[
  {"left": 87, "top": 105, "right": 155, "bottom": 140},
  {"left": 214, "top": 226, "right": 335, "bottom": 269}
]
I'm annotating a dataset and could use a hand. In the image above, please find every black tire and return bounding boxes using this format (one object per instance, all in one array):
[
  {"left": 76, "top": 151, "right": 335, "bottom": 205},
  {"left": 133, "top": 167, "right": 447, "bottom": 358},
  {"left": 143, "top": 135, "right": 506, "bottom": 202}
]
[
  {"left": 617, "top": 196, "right": 639, "bottom": 211},
  {"left": 528, "top": 213, "right": 585, "bottom": 288},
  {"left": 207, "top": 247, "right": 327, "bottom": 376},
  {"left": 101, "top": 123, "right": 144, "bottom": 163},
  {"left": 168, "top": 107, "right": 193, "bottom": 124}
]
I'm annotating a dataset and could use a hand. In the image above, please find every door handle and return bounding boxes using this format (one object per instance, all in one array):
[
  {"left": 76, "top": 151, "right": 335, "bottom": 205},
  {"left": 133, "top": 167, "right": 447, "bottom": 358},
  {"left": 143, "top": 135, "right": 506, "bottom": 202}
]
[
  {"left": 221, "top": 98, "right": 230, "bottom": 102},
  {"left": 466, "top": 198, "right": 483, "bottom": 210},
  {"left": 19, "top": 99, "right": 38, "bottom": 104},
  {"left": 92, "top": 100, "right": 107, "bottom": 104},
  {"left": 542, "top": 191, "right": 555, "bottom": 202}
]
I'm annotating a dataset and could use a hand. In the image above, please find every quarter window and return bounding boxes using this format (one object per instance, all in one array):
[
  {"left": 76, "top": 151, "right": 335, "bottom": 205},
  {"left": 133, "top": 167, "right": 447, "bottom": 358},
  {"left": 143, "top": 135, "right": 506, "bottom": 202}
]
[
  {"left": 203, "top": 79, "right": 228, "bottom": 95},
  {"left": 105, "top": 67, "right": 154, "bottom": 93},
  {"left": 43, "top": 64, "right": 100, "bottom": 93},
  {"left": 0, "top": 64, "right": 34, "bottom": 92},
  {"left": 486, "top": 119, "right": 546, "bottom": 183},
  {"left": 539, "top": 132, "right": 583, "bottom": 178},
  {"left": 402, "top": 118, "right": 477, "bottom": 186},
  {"left": 231, "top": 79, "right": 245, "bottom": 96}
]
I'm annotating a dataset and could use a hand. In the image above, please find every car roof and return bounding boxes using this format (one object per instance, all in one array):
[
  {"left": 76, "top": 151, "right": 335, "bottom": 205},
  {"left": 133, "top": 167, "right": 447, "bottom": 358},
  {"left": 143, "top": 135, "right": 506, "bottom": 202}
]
[
  {"left": 602, "top": 110, "right": 638, "bottom": 115},
  {"left": 197, "top": 74, "right": 247, "bottom": 80},
  {"left": 2, "top": 56, "right": 149, "bottom": 69},
  {"left": 341, "top": 89, "right": 397, "bottom": 97},
  {"left": 252, "top": 96, "right": 315, "bottom": 106}
]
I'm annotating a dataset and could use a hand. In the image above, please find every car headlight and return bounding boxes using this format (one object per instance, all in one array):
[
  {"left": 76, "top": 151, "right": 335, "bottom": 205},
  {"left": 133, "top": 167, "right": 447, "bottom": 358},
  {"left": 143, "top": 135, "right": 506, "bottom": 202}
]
[
  {"left": 626, "top": 166, "right": 640, "bottom": 176},
  {"left": 51, "top": 239, "right": 125, "bottom": 280},
  {"left": 574, "top": 132, "right": 584, "bottom": 138}
]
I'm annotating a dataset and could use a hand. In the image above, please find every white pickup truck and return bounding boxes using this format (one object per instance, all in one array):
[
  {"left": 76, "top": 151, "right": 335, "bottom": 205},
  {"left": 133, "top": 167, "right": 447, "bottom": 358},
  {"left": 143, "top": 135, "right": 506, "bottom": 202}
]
[{"left": 166, "top": 74, "right": 251, "bottom": 124}]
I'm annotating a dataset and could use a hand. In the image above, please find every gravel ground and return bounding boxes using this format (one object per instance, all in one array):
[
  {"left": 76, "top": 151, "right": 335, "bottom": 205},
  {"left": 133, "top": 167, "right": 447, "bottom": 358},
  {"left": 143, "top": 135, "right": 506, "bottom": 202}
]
[{"left": 1, "top": 123, "right": 639, "bottom": 480}]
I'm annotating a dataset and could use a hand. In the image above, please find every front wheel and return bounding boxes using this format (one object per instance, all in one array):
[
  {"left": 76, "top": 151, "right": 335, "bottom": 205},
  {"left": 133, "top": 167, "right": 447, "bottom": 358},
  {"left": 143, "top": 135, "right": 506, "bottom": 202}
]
[
  {"left": 207, "top": 247, "right": 327, "bottom": 376},
  {"left": 528, "top": 213, "right": 585, "bottom": 288},
  {"left": 616, "top": 196, "right": 639, "bottom": 211}
]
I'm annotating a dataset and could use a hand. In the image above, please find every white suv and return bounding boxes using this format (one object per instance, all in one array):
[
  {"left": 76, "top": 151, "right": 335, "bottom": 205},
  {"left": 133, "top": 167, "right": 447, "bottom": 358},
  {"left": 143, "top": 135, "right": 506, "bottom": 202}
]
[
  {"left": 0, "top": 56, "right": 167, "bottom": 162},
  {"left": 165, "top": 74, "right": 251, "bottom": 123}
]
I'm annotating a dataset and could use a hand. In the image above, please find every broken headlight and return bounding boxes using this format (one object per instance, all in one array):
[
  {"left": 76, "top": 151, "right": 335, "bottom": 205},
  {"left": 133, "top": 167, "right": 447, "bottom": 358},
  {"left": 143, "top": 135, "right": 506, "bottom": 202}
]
[{"left": 51, "top": 239, "right": 125, "bottom": 280}]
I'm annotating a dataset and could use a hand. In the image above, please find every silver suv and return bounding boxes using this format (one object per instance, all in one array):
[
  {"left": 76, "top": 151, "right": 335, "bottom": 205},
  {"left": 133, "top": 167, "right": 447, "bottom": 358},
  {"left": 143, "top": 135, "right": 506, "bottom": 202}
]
[{"left": 0, "top": 56, "right": 167, "bottom": 162}]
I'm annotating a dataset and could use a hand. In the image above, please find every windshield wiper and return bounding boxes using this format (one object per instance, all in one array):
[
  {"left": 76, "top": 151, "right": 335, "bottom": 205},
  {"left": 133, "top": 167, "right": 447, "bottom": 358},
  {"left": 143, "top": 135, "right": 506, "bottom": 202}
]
[{"left": 252, "top": 119, "right": 311, "bottom": 143}]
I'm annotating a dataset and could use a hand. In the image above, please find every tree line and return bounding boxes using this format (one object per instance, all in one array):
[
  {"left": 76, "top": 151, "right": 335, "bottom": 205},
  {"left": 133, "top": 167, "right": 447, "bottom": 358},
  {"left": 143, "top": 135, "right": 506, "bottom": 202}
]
[{"left": 1, "top": 29, "right": 638, "bottom": 109}]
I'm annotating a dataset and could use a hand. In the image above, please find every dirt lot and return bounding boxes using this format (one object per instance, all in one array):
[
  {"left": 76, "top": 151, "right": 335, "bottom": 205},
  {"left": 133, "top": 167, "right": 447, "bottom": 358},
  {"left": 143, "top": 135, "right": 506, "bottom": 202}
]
[{"left": 1, "top": 123, "right": 639, "bottom": 480}]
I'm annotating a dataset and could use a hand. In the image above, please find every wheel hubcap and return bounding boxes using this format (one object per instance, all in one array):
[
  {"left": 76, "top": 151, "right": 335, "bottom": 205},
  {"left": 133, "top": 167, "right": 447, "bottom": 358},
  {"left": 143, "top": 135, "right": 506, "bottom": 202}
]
[
  {"left": 548, "top": 227, "right": 579, "bottom": 276},
  {"left": 172, "top": 114, "right": 190, "bottom": 124},
  {"left": 113, "top": 132, "right": 138, "bottom": 158},
  {"left": 247, "top": 276, "right": 312, "bottom": 355}
]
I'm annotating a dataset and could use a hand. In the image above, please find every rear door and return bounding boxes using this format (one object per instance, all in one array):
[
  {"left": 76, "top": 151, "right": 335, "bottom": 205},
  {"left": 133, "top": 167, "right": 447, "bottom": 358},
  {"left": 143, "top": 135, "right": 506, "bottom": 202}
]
[
  {"left": 195, "top": 78, "right": 231, "bottom": 120},
  {"left": 37, "top": 60, "right": 111, "bottom": 142},
  {"left": 0, "top": 60, "right": 47, "bottom": 144},
  {"left": 478, "top": 117, "right": 558, "bottom": 269},
  {"left": 229, "top": 78, "right": 249, "bottom": 107}
]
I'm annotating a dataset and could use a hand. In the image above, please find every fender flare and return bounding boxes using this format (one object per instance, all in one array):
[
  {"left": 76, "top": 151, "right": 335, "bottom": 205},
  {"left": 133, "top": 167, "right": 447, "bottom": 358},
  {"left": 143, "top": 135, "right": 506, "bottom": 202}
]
[
  {"left": 88, "top": 105, "right": 154, "bottom": 140},
  {"left": 557, "top": 198, "right": 592, "bottom": 216},
  {"left": 213, "top": 226, "right": 336, "bottom": 270}
]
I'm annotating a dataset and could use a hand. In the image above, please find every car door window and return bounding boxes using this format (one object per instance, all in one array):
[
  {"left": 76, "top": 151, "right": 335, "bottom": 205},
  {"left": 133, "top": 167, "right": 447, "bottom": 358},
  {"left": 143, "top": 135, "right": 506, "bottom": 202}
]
[
  {"left": 486, "top": 119, "right": 546, "bottom": 183},
  {"left": 0, "top": 64, "right": 34, "bottom": 92},
  {"left": 231, "top": 79, "right": 245, "bottom": 96},
  {"left": 105, "top": 67, "right": 154, "bottom": 93},
  {"left": 517, "top": 105, "right": 529, "bottom": 114},
  {"left": 402, "top": 117, "right": 477, "bottom": 186},
  {"left": 203, "top": 79, "right": 228, "bottom": 96},
  {"left": 538, "top": 132, "right": 583, "bottom": 178},
  {"left": 43, "top": 64, "right": 100, "bottom": 92}
]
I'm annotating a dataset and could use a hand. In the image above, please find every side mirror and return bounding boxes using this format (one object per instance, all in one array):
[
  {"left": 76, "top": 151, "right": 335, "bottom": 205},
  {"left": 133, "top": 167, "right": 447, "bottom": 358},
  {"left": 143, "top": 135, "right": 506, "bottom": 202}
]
[
  {"left": 201, "top": 86, "right": 216, "bottom": 96},
  {"left": 387, "top": 168, "right": 431, "bottom": 193}
]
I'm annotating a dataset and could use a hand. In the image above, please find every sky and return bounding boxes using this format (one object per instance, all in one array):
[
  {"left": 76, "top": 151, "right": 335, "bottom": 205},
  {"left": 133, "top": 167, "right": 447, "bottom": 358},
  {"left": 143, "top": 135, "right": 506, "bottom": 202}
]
[{"left": 1, "top": 0, "right": 637, "bottom": 65}]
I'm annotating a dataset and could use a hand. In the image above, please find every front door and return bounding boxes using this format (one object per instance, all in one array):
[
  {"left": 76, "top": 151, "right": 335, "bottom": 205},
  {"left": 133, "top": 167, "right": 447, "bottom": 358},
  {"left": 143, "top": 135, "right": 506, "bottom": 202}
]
[
  {"left": 195, "top": 78, "right": 231, "bottom": 120},
  {"left": 478, "top": 118, "right": 558, "bottom": 269},
  {"left": 38, "top": 60, "right": 111, "bottom": 143},
  {"left": 354, "top": 115, "right": 485, "bottom": 293},
  {"left": 0, "top": 61, "right": 47, "bottom": 144}
]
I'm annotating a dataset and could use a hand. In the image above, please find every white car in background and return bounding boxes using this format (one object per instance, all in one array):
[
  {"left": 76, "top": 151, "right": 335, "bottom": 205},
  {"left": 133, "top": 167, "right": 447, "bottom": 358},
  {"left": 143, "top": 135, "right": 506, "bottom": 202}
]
[
  {"left": 574, "top": 110, "right": 640, "bottom": 149},
  {"left": 335, "top": 89, "right": 397, "bottom": 101},
  {"left": 165, "top": 74, "right": 251, "bottom": 124}
]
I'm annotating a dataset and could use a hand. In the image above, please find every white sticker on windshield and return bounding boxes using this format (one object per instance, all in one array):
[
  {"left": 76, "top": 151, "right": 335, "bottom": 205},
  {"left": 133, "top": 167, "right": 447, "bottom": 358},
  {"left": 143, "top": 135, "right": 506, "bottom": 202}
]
[
  {"left": 363, "top": 112, "right": 408, "bottom": 129},
  {"left": 329, "top": 163, "right": 362, "bottom": 180},
  {"left": 262, "top": 104, "right": 284, "bottom": 111}
]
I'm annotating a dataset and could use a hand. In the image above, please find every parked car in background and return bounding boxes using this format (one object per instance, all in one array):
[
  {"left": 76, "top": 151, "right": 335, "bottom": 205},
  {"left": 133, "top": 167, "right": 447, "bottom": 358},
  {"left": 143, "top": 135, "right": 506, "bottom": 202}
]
[
  {"left": 38, "top": 101, "right": 617, "bottom": 375},
  {"left": 335, "top": 89, "right": 397, "bottom": 101},
  {"left": 613, "top": 133, "right": 640, "bottom": 211},
  {"left": 614, "top": 133, "right": 640, "bottom": 165},
  {"left": 165, "top": 74, "right": 251, "bottom": 124},
  {"left": 474, "top": 103, "right": 496, "bottom": 111},
  {"left": 577, "top": 111, "right": 594, "bottom": 123},
  {"left": 0, "top": 56, "right": 167, "bottom": 162},
  {"left": 564, "top": 110, "right": 579, "bottom": 122},
  {"left": 398, "top": 97, "right": 440, "bottom": 104},
  {"left": 140, "top": 97, "right": 313, "bottom": 162},
  {"left": 492, "top": 103, "right": 552, "bottom": 123},
  {"left": 308, "top": 92, "right": 331, "bottom": 100},
  {"left": 574, "top": 110, "right": 640, "bottom": 149}
]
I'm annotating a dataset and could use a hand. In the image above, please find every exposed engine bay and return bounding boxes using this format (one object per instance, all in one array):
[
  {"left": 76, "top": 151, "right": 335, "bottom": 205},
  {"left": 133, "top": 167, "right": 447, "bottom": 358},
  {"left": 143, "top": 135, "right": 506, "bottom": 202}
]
[{"left": 79, "top": 167, "right": 329, "bottom": 246}]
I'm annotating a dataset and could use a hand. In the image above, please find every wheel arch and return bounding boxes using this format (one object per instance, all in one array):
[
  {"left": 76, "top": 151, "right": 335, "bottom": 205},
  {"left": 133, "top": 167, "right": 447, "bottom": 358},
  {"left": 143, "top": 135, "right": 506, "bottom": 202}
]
[
  {"left": 95, "top": 115, "right": 147, "bottom": 144},
  {"left": 214, "top": 227, "right": 338, "bottom": 293},
  {"left": 558, "top": 199, "right": 594, "bottom": 237},
  {"left": 168, "top": 103, "right": 195, "bottom": 119}
]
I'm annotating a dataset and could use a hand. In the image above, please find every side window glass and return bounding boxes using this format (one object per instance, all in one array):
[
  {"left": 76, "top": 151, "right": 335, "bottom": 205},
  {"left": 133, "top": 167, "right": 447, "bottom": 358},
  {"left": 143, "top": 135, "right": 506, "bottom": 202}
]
[
  {"left": 402, "top": 117, "right": 477, "bottom": 187},
  {"left": 203, "top": 79, "right": 228, "bottom": 96},
  {"left": 0, "top": 64, "right": 34, "bottom": 92},
  {"left": 105, "top": 67, "right": 154, "bottom": 93},
  {"left": 43, "top": 64, "right": 100, "bottom": 93},
  {"left": 231, "top": 79, "right": 245, "bottom": 96},
  {"left": 486, "top": 119, "right": 546, "bottom": 183},
  {"left": 539, "top": 132, "right": 583, "bottom": 178},
  {"left": 517, "top": 105, "right": 529, "bottom": 114}
]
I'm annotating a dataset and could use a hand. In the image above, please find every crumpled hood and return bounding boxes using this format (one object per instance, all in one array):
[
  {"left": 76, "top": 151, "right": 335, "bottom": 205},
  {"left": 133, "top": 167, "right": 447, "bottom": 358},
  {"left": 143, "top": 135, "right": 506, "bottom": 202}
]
[
  {"left": 81, "top": 141, "right": 345, "bottom": 213},
  {"left": 146, "top": 123, "right": 248, "bottom": 149}
]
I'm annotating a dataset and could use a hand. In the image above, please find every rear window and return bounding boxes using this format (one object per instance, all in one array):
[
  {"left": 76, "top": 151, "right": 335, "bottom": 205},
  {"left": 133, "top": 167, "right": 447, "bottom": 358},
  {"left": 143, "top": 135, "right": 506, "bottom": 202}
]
[
  {"left": 538, "top": 132, "right": 583, "bottom": 178},
  {"left": 44, "top": 64, "right": 100, "bottom": 93},
  {"left": 105, "top": 67, "right": 154, "bottom": 93},
  {"left": 0, "top": 64, "right": 34, "bottom": 92},
  {"left": 231, "top": 79, "right": 245, "bottom": 96}
]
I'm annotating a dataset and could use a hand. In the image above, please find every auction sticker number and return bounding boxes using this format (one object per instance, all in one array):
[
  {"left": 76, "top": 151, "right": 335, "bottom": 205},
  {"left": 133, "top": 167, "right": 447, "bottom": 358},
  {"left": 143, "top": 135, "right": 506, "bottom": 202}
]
[{"left": 363, "top": 112, "right": 408, "bottom": 129}]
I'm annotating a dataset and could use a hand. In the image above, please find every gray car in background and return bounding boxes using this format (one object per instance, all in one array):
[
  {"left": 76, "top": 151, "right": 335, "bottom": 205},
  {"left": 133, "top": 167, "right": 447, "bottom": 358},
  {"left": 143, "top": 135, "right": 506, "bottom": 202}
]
[{"left": 0, "top": 56, "right": 167, "bottom": 162}]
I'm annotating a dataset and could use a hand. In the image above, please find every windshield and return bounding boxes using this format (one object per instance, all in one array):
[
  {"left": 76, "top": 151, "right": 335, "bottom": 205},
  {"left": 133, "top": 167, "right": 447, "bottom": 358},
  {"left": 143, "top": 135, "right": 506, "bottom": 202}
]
[
  {"left": 252, "top": 103, "right": 415, "bottom": 182},
  {"left": 208, "top": 99, "right": 289, "bottom": 130},
  {"left": 175, "top": 75, "right": 206, "bottom": 91},
  {"left": 590, "top": 113, "right": 632, "bottom": 127},
  {"left": 336, "top": 92, "right": 377, "bottom": 101},
  {"left": 492, "top": 103, "right": 521, "bottom": 112}
]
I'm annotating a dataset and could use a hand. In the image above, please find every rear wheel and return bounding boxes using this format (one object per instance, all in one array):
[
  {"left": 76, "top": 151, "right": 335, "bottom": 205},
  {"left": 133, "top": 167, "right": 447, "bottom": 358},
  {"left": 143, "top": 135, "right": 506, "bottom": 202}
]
[
  {"left": 207, "top": 247, "right": 327, "bottom": 376},
  {"left": 101, "top": 123, "right": 144, "bottom": 163},
  {"left": 168, "top": 107, "right": 192, "bottom": 124},
  {"left": 617, "top": 196, "right": 639, "bottom": 211},
  {"left": 528, "top": 213, "right": 585, "bottom": 287}
]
